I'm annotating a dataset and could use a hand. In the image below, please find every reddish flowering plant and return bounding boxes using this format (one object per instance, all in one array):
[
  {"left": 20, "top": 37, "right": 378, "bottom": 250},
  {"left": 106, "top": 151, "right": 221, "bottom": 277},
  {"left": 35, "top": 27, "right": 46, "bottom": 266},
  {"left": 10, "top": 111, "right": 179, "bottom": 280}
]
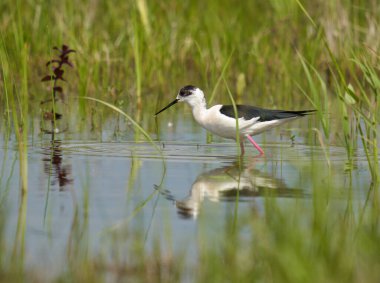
[
  {"left": 41, "top": 44, "right": 75, "bottom": 88},
  {"left": 41, "top": 44, "right": 75, "bottom": 129}
]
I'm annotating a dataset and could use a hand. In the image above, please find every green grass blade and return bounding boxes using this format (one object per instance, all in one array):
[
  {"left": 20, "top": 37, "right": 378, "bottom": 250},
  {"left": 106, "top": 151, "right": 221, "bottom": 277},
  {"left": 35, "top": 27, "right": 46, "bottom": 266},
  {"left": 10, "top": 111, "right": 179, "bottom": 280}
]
[{"left": 80, "top": 96, "right": 164, "bottom": 159}]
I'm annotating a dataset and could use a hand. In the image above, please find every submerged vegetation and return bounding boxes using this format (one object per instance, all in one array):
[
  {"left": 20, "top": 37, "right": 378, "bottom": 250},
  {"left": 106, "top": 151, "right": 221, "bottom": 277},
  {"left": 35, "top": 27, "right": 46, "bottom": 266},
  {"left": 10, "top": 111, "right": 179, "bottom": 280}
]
[{"left": 0, "top": 0, "right": 379, "bottom": 282}]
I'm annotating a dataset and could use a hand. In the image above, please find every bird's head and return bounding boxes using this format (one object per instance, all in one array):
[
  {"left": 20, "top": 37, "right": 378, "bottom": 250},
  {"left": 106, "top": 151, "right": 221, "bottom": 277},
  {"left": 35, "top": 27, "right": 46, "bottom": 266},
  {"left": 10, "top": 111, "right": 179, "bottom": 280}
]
[{"left": 155, "top": 85, "right": 205, "bottom": 116}]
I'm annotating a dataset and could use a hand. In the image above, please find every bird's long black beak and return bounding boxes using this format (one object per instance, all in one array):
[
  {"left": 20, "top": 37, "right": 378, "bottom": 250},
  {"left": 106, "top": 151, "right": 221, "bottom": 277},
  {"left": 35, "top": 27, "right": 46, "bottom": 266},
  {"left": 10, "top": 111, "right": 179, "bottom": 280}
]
[{"left": 155, "top": 99, "right": 179, "bottom": 116}]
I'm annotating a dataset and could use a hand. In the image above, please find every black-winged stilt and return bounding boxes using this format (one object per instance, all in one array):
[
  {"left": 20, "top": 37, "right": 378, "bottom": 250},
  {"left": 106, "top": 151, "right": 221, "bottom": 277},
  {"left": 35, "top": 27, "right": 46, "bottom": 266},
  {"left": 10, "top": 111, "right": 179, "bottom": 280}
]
[{"left": 155, "top": 85, "right": 315, "bottom": 155}]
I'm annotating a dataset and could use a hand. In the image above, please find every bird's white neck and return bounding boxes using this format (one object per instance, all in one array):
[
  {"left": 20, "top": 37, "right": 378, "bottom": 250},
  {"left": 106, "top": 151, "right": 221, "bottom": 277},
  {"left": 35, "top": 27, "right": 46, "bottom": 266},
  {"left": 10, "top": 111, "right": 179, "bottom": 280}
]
[{"left": 188, "top": 97, "right": 207, "bottom": 124}]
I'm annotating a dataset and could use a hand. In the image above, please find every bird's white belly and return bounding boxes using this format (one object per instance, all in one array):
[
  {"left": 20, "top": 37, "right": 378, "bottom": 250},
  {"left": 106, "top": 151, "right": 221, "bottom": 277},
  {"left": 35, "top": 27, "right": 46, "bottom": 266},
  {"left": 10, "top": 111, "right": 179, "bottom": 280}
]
[
  {"left": 246, "top": 117, "right": 299, "bottom": 136},
  {"left": 198, "top": 107, "right": 259, "bottom": 140},
  {"left": 203, "top": 120, "right": 240, "bottom": 139}
]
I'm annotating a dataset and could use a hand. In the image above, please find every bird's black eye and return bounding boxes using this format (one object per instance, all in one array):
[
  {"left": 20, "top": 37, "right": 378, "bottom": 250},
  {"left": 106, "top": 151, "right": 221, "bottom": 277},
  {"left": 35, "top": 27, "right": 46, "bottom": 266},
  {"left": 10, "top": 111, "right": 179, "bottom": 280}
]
[
  {"left": 179, "top": 85, "right": 196, "bottom": 97},
  {"left": 179, "top": 89, "right": 192, "bottom": 97}
]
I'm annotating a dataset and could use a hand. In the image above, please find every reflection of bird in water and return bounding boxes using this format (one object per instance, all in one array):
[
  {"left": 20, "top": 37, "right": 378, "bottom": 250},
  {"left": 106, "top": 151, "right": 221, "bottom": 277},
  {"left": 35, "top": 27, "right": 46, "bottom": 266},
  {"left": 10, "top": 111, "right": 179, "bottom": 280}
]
[{"left": 158, "top": 161, "right": 303, "bottom": 219}]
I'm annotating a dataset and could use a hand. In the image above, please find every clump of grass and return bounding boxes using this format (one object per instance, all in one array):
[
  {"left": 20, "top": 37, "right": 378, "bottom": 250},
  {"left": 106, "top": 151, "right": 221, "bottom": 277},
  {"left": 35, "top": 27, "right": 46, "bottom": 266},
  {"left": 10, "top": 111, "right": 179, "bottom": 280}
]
[
  {"left": 0, "top": 25, "right": 28, "bottom": 195},
  {"left": 296, "top": 0, "right": 379, "bottom": 177},
  {"left": 351, "top": 55, "right": 379, "bottom": 182}
]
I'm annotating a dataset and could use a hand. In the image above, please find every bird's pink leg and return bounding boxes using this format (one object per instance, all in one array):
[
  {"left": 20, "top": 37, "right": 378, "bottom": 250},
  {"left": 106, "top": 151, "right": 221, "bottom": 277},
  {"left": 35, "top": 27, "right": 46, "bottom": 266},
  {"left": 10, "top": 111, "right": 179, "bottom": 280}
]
[{"left": 246, "top": 135, "right": 264, "bottom": 155}]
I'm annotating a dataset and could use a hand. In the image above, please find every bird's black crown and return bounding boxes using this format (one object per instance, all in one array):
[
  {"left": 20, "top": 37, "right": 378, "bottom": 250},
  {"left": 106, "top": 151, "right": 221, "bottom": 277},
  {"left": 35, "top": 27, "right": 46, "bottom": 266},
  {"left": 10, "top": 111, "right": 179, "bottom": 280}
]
[{"left": 179, "top": 85, "right": 196, "bottom": 97}]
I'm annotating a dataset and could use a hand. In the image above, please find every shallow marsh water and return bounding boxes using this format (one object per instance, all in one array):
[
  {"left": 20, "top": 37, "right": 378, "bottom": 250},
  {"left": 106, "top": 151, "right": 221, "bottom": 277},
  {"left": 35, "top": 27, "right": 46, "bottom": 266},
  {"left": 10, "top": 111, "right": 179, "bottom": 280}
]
[{"left": 0, "top": 116, "right": 376, "bottom": 279}]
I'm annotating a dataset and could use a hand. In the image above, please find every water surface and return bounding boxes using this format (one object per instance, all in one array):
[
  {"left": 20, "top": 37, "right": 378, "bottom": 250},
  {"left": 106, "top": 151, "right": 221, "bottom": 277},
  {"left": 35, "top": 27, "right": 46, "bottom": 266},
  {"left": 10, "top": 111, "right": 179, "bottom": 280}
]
[{"left": 0, "top": 118, "right": 375, "bottom": 278}]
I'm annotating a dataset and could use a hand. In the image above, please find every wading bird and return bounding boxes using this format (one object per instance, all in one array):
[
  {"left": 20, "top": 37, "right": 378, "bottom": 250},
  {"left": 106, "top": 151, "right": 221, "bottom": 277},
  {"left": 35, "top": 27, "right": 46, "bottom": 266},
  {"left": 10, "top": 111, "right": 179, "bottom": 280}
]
[{"left": 155, "top": 85, "right": 315, "bottom": 155}]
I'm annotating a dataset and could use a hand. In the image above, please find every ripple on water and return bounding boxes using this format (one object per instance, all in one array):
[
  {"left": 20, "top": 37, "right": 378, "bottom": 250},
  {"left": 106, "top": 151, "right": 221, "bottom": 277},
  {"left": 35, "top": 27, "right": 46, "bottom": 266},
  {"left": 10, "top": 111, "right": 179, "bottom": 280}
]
[{"left": 32, "top": 140, "right": 376, "bottom": 163}]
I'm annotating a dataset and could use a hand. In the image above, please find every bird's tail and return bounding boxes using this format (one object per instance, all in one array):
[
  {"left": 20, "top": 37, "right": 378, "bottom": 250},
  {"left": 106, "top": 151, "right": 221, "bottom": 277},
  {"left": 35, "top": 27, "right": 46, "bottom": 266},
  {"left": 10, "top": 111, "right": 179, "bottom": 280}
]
[
  {"left": 271, "top": 109, "right": 316, "bottom": 120},
  {"left": 286, "top": 109, "right": 316, "bottom": 116}
]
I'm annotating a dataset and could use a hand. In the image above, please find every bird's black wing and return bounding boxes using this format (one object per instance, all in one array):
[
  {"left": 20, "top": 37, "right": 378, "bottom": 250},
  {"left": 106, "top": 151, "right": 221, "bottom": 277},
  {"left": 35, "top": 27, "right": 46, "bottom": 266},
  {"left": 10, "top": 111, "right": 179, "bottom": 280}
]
[{"left": 219, "top": 105, "right": 316, "bottom": 122}]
